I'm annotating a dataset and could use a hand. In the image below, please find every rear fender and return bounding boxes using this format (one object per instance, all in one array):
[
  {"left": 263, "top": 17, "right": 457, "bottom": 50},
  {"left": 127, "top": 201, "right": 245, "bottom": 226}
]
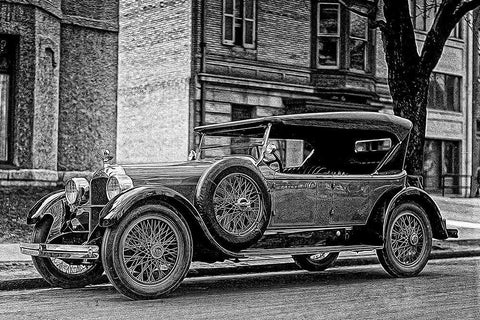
[
  {"left": 27, "top": 190, "right": 65, "bottom": 225},
  {"left": 385, "top": 187, "right": 448, "bottom": 240},
  {"left": 99, "top": 186, "right": 242, "bottom": 258}
]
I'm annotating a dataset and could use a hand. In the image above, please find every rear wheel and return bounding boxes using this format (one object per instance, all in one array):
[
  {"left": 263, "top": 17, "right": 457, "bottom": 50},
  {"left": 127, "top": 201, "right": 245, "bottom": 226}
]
[
  {"left": 292, "top": 252, "right": 339, "bottom": 271},
  {"left": 31, "top": 219, "right": 104, "bottom": 288},
  {"left": 101, "top": 204, "right": 193, "bottom": 300},
  {"left": 377, "top": 202, "right": 432, "bottom": 277}
]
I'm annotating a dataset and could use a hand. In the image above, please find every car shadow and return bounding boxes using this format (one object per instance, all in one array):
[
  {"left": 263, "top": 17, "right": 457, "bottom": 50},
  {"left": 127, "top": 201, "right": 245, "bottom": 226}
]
[{"left": 81, "top": 266, "right": 442, "bottom": 302}]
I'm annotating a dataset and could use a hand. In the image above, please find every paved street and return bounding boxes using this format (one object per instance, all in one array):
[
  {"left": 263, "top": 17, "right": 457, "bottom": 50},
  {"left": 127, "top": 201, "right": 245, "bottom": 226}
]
[{"left": 1, "top": 257, "right": 479, "bottom": 320}]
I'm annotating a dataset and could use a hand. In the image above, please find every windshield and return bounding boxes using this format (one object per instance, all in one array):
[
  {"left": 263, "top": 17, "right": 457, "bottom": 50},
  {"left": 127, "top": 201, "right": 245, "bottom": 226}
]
[{"left": 198, "top": 126, "right": 267, "bottom": 161}]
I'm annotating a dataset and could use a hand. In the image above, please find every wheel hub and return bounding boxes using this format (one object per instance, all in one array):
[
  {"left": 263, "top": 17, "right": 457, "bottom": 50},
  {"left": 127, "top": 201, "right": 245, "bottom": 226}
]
[
  {"left": 236, "top": 197, "right": 252, "bottom": 211},
  {"left": 409, "top": 233, "right": 419, "bottom": 246},
  {"left": 150, "top": 244, "right": 165, "bottom": 259}
]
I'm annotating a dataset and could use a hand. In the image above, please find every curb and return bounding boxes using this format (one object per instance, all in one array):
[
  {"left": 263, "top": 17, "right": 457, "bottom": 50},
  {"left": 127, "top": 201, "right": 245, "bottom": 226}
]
[{"left": 1, "top": 248, "right": 479, "bottom": 292}]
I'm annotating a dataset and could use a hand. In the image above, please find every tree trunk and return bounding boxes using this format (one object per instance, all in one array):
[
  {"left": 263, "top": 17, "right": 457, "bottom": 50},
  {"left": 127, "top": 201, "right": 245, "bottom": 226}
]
[
  {"left": 381, "top": 0, "right": 428, "bottom": 175},
  {"left": 390, "top": 75, "right": 430, "bottom": 175}
]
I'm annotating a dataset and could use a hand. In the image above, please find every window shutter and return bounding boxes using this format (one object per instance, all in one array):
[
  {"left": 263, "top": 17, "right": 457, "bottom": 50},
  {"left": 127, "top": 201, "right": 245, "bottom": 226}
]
[
  {"left": 243, "top": 0, "right": 256, "bottom": 48},
  {"left": 223, "top": 0, "right": 235, "bottom": 45}
]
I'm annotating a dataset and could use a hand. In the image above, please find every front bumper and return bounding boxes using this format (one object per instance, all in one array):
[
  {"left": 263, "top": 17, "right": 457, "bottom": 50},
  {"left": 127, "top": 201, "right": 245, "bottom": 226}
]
[{"left": 19, "top": 243, "right": 100, "bottom": 260}]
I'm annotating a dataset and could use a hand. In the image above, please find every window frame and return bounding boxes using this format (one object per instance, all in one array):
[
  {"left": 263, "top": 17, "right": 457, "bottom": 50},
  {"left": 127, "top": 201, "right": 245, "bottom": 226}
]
[
  {"left": 427, "top": 72, "right": 462, "bottom": 113},
  {"left": 316, "top": 2, "right": 371, "bottom": 72},
  {"left": 0, "top": 35, "right": 15, "bottom": 165},
  {"left": 348, "top": 11, "right": 368, "bottom": 72},
  {"left": 222, "top": 0, "right": 257, "bottom": 49},
  {"left": 222, "top": 0, "right": 236, "bottom": 46},
  {"left": 317, "top": 2, "right": 341, "bottom": 69}
]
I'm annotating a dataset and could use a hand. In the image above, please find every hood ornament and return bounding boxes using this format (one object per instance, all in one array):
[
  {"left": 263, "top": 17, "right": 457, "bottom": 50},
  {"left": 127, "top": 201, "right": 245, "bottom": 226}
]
[
  {"left": 102, "top": 149, "right": 114, "bottom": 167},
  {"left": 95, "top": 148, "right": 114, "bottom": 168}
]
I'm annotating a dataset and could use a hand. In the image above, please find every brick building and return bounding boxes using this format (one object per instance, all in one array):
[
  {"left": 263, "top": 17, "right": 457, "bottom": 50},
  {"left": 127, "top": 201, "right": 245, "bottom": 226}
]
[
  {"left": 118, "top": 0, "right": 472, "bottom": 195},
  {"left": 0, "top": 0, "right": 119, "bottom": 187}
]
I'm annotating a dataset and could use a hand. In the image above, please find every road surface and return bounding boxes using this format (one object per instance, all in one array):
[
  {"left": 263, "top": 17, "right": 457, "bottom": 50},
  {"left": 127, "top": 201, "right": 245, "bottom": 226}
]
[{"left": 0, "top": 257, "right": 479, "bottom": 319}]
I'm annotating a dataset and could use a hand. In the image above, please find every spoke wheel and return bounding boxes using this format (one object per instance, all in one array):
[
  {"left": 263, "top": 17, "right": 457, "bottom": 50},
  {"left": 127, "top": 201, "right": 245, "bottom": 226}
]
[
  {"left": 292, "top": 252, "right": 339, "bottom": 271},
  {"left": 102, "top": 203, "right": 192, "bottom": 300},
  {"left": 377, "top": 202, "right": 432, "bottom": 277},
  {"left": 213, "top": 173, "right": 263, "bottom": 237},
  {"left": 120, "top": 215, "right": 180, "bottom": 285},
  {"left": 31, "top": 219, "right": 104, "bottom": 289},
  {"left": 390, "top": 212, "right": 425, "bottom": 266},
  {"left": 196, "top": 159, "right": 271, "bottom": 251}
]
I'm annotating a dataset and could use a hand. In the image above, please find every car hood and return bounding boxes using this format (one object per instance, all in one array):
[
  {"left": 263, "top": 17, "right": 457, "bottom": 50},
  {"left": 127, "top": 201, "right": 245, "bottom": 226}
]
[{"left": 121, "top": 160, "right": 215, "bottom": 202}]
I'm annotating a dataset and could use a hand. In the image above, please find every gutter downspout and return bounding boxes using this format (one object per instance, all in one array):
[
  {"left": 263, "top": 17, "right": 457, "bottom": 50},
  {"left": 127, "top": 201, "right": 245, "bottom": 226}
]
[
  {"left": 200, "top": 0, "right": 207, "bottom": 126},
  {"left": 466, "top": 11, "right": 474, "bottom": 197}
]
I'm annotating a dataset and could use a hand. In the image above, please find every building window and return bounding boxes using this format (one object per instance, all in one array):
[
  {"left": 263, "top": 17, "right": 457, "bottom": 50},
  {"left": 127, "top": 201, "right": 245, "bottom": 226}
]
[
  {"left": 317, "top": 3, "right": 340, "bottom": 68},
  {"left": 349, "top": 12, "right": 368, "bottom": 71},
  {"left": 427, "top": 72, "right": 461, "bottom": 112},
  {"left": 410, "top": 0, "right": 463, "bottom": 39},
  {"left": 232, "top": 104, "right": 254, "bottom": 121},
  {"left": 0, "top": 36, "right": 13, "bottom": 163},
  {"left": 423, "top": 139, "right": 460, "bottom": 193},
  {"left": 223, "top": 0, "right": 256, "bottom": 49},
  {"left": 231, "top": 105, "right": 255, "bottom": 154},
  {"left": 316, "top": 2, "right": 370, "bottom": 71}
]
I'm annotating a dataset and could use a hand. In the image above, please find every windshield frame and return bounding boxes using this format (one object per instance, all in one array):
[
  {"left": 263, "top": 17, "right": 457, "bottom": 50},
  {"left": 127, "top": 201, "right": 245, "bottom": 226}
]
[{"left": 195, "top": 123, "right": 272, "bottom": 165}]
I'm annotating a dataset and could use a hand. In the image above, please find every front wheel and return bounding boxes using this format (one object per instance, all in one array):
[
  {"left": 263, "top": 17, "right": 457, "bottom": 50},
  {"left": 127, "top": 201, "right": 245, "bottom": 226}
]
[
  {"left": 377, "top": 202, "right": 432, "bottom": 277},
  {"left": 101, "top": 203, "right": 193, "bottom": 300},
  {"left": 32, "top": 219, "right": 104, "bottom": 288},
  {"left": 292, "top": 252, "right": 339, "bottom": 271}
]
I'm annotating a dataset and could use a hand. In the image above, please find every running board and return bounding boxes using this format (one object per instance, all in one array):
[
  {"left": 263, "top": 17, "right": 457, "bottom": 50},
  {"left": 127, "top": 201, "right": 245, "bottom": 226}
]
[
  {"left": 241, "top": 244, "right": 383, "bottom": 257},
  {"left": 19, "top": 243, "right": 100, "bottom": 260}
]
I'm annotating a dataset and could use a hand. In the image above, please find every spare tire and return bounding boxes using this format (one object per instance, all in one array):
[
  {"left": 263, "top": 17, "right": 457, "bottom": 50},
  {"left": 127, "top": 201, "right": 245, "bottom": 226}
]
[{"left": 196, "top": 158, "right": 271, "bottom": 251}]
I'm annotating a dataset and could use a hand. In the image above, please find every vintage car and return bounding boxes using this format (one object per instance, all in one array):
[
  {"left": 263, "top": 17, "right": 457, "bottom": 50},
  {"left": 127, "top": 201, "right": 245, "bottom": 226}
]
[{"left": 20, "top": 112, "right": 458, "bottom": 300}]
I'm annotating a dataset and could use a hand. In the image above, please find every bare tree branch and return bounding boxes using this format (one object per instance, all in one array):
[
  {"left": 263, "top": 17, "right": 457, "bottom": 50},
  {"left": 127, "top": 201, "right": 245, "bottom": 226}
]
[
  {"left": 418, "top": 0, "right": 462, "bottom": 75},
  {"left": 454, "top": 0, "right": 480, "bottom": 19}
]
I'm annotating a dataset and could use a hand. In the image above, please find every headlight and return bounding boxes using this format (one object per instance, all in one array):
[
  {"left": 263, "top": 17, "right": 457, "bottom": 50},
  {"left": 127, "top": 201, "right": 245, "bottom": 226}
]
[
  {"left": 106, "top": 174, "right": 133, "bottom": 200},
  {"left": 65, "top": 178, "right": 89, "bottom": 205}
]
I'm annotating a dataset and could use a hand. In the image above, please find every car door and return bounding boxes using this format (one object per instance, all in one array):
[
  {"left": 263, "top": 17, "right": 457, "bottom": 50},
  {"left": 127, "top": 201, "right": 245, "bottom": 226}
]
[
  {"left": 330, "top": 175, "right": 380, "bottom": 225},
  {"left": 331, "top": 174, "right": 406, "bottom": 225},
  {"left": 269, "top": 172, "right": 334, "bottom": 227},
  {"left": 269, "top": 173, "right": 317, "bottom": 227}
]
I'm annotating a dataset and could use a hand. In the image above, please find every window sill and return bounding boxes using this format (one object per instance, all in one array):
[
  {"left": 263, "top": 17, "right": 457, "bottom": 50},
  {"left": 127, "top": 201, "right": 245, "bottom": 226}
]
[{"left": 427, "top": 108, "right": 463, "bottom": 116}]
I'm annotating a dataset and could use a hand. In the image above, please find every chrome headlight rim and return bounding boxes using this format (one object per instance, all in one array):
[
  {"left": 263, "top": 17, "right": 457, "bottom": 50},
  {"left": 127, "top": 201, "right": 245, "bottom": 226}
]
[
  {"left": 65, "top": 178, "right": 90, "bottom": 205},
  {"left": 106, "top": 174, "right": 133, "bottom": 201}
]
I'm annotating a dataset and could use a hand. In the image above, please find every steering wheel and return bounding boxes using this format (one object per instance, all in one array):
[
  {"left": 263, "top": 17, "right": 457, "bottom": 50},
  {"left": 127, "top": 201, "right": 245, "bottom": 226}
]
[{"left": 263, "top": 150, "right": 283, "bottom": 172}]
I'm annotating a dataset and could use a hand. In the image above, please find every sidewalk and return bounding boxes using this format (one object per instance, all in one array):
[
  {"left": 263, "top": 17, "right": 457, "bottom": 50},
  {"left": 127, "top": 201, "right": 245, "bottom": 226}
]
[{"left": 1, "top": 194, "right": 480, "bottom": 291}]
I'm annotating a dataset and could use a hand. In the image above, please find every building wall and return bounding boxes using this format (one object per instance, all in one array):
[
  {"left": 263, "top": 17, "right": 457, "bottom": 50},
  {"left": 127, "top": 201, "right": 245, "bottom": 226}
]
[
  {"left": 58, "top": 25, "right": 118, "bottom": 171},
  {"left": 33, "top": 9, "right": 61, "bottom": 171},
  {"left": 57, "top": 1, "right": 119, "bottom": 171},
  {"left": 0, "top": 0, "right": 119, "bottom": 185},
  {"left": 117, "top": 0, "right": 192, "bottom": 163},
  {"left": 205, "top": 0, "right": 311, "bottom": 67},
  {"left": 203, "top": 0, "right": 312, "bottom": 86}
]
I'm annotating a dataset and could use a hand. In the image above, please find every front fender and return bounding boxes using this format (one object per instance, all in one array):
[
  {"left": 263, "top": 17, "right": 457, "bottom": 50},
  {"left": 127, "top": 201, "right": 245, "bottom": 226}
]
[
  {"left": 385, "top": 187, "right": 448, "bottom": 240},
  {"left": 27, "top": 190, "right": 65, "bottom": 225},
  {"left": 99, "top": 186, "right": 243, "bottom": 258}
]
